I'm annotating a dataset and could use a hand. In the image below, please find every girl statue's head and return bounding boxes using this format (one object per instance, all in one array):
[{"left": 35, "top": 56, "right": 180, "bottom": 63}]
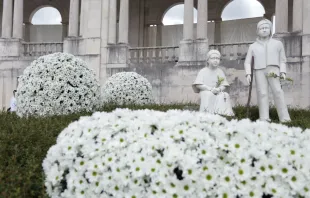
[
  {"left": 257, "top": 19, "right": 273, "bottom": 38},
  {"left": 207, "top": 49, "right": 221, "bottom": 68}
]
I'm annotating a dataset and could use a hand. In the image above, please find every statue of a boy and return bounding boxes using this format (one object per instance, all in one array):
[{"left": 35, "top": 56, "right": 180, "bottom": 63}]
[
  {"left": 244, "top": 19, "right": 291, "bottom": 122},
  {"left": 193, "top": 50, "right": 234, "bottom": 116}
]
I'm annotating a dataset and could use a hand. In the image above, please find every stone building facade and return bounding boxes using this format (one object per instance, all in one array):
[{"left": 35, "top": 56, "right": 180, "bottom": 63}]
[{"left": 0, "top": 0, "right": 309, "bottom": 109}]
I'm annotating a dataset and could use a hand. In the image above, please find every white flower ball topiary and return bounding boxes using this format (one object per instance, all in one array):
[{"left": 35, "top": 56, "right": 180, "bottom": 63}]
[
  {"left": 43, "top": 109, "right": 310, "bottom": 198},
  {"left": 16, "top": 52, "right": 101, "bottom": 117},
  {"left": 102, "top": 72, "right": 154, "bottom": 105}
]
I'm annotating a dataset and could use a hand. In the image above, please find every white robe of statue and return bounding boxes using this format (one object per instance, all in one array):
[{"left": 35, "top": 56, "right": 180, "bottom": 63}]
[{"left": 193, "top": 50, "right": 234, "bottom": 116}]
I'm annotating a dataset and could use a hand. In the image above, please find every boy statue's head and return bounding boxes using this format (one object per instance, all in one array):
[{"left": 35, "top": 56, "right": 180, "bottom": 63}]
[{"left": 257, "top": 19, "right": 272, "bottom": 38}]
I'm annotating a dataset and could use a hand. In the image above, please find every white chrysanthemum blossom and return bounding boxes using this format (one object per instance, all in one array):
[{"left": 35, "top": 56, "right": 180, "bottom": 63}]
[
  {"left": 43, "top": 109, "right": 310, "bottom": 198},
  {"left": 102, "top": 72, "right": 154, "bottom": 105},
  {"left": 16, "top": 53, "right": 101, "bottom": 117}
]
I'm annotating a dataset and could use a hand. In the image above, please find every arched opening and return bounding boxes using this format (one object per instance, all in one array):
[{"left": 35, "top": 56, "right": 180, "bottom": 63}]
[
  {"left": 162, "top": 4, "right": 197, "bottom": 25},
  {"left": 221, "top": 0, "right": 265, "bottom": 21},
  {"left": 27, "top": 6, "right": 63, "bottom": 42},
  {"left": 146, "top": 4, "right": 198, "bottom": 47},
  {"left": 215, "top": 0, "right": 267, "bottom": 43},
  {"left": 31, "top": 7, "right": 62, "bottom": 25}
]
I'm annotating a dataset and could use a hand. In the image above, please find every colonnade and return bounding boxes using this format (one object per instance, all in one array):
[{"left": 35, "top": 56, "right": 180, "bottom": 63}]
[
  {"left": 1, "top": 0, "right": 23, "bottom": 39},
  {"left": 275, "top": 0, "right": 309, "bottom": 34},
  {"left": 2, "top": 0, "right": 308, "bottom": 45},
  {"left": 181, "top": 0, "right": 310, "bottom": 41},
  {"left": 68, "top": 0, "right": 129, "bottom": 44},
  {"left": 183, "top": 0, "right": 208, "bottom": 41}
]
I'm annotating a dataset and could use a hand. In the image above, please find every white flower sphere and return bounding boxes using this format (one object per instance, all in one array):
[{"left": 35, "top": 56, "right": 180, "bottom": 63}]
[
  {"left": 102, "top": 72, "right": 154, "bottom": 105},
  {"left": 16, "top": 53, "right": 101, "bottom": 117},
  {"left": 43, "top": 109, "right": 310, "bottom": 198}
]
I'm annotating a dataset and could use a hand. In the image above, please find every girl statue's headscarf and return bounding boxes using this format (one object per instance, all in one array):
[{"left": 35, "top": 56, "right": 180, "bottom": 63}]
[{"left": 206, "top": 49, "right": 221, "bottom": 61}]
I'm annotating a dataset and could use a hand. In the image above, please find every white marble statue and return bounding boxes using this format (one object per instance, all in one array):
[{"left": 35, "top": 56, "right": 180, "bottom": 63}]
[
  {"left": 244, "top": 19, "right": 291, "bottom": 122},
  {"left": 193, "top": 50, "right": 235, "bottom": 116}
]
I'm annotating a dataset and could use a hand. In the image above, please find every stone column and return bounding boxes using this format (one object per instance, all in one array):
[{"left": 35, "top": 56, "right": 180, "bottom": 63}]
[
  {"left": 183, "top": 0, "right": 194, "bottom": 40},
  {"left": 303, "top": 0, "right": 310, "bottom": 56},
  {"left": 24, "top": 22, "right": 31, "bottom": 42},
  {"left": 214, "top": 18, "right": 222, "bottom": 43},
  {"left": 301, "top": 0, "right": 310, "bottom": 108},
  {"left": 275, "top": 0, "right": 288, "bottom": 33},
  {"left": 156, "top": 24, "right": 162, "bottom": 46},
  {"left": 197, "top": 0, "right": 208, "bottom": 40},
  {"left": 2, "top": 0, "right": 13, "bottom": 38},
  {"left": 100, "top": 0, "right": 110, "bottom": 84},
  {"left": 143, "top": 25, "right": 149, "bottom": 47},
  {"left": 62, "top": 22, "right": 69, "bottom": 40},
  {"left": 138, "top": 0, "right": 146, "bottom": 46},
  {"left": 108, "top": 0, "right": 117, "bottom": 44},
  {"left": 79, "top": 0, "right": 85, "bottom": 36},
  {"left": 292, "top": 0, "right": 303, "bottom": 32},
  {"left": 0, "top": 76, "right": 3, "bottom": 110},
  {"left": 13, "top": 0, "right": 23, "bottom": 39},
  {"left": 107, "top": 0, "right": 129, "bottom": 72},
  {"left": 118, "top": 0, "right": 129, "bottom": 44},
  {"left": 68, "top": 0, "right": 80, "bottom": 37}
]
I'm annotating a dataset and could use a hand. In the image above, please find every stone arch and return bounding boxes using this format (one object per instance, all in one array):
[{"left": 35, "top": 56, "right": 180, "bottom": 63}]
[
  {"left": 161, "top": 2, "right": 184, "bottom": 24},
  {"left": 29, "top": 6, "right": 62, "bottom": 24},
  {"left": 161, "top": 2, "right": 198, "bottom": 25},
  {"left": 219, "top": 0, "right": 266, "bottom": 20},
  {"left": 24, "top": 1, "right": 69, "bottom": 42},
  {"left": 24, "top": 0, "right": 69, "bottom": 24}
]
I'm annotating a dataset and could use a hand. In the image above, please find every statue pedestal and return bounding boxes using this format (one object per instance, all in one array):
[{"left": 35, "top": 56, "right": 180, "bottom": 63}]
[
  {"left": 302, "top": 35, "right": 310, "bottom": 57},
  {"left": 177, "top": 39, "right": 208, "bottom": 67},
  {"left": 107, "top": 44, "right": 129, "bottom": 68},
  {"left": 63, "top": 37, "right": 80, "bottom": 55},
  {"left": 300, "top": 56, "right": 310, "bottom": 108},
  {"left": 0, "top": 38, "right": 23, "bottom": 57},
  {"left": 273, "top": 33, "right": 302, "bottom": 58},
  {"left": 64, "top": 37, "right": 101, "bottom": 56}
]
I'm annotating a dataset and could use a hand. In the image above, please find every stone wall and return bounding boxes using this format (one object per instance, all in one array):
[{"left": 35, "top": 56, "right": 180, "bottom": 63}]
[
  {"left": 107, "top": 55, "right": 310, "bottom": 109},
  {"left": 0, "top": 59, "right": 31, "bottom": 110},
  {"left": 0, "top": 33, "right": 309, "bottom": 110},
  {"left": 1, "top": 55, "right": 309, "bottom": 110},
  {"left": 27, "top": 25, "right": 63, "bottom": 42},
  {"left": 121, "top": 61, "right": 249, "bottom": 105}
]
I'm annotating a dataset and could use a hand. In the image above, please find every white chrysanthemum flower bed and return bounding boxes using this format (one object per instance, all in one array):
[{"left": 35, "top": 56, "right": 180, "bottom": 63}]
[
  {"left": 43, "top": 109, "right": 310, "bottom": 198},
  {"left": 16, "top": 53, "right": 101, "bottom": 117},
  {"left": 102, "top": 72, "right": 154, "bottom": 105}
]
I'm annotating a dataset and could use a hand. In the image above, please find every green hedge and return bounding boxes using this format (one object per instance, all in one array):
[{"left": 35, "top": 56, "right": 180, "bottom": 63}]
[{"left": 0, "top": 104, "right": 309, "bottom": 198}]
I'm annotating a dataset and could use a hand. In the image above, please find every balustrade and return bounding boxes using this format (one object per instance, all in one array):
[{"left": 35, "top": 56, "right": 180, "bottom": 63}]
[
  {"left": 21, "top": 42, "right": 251, "bottom": 62},
  {"left": 129, "top": 46, "right": 179, "bottom": 64},
  {"left": 22, "top": 42, "right": 63, "bottom": 57},
  {"left": 129, "top": 42, "right": 252, "bottom": 64},
  {"left": 209, "top": 42, "right": 253, "bottom": 60}
]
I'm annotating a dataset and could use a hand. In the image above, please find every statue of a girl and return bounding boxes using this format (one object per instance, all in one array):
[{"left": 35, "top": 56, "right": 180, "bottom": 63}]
[{"left": 192, "top": 50, "right": 234, "bottom": 116}]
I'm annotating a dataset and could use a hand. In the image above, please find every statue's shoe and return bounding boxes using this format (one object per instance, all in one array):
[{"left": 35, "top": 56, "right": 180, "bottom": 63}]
[
  {"left": 280, "top": 119, "right": 291, "bottom": 123},
  {"left": 259, "top": 118, "right": 271, "bottom": 122}
]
